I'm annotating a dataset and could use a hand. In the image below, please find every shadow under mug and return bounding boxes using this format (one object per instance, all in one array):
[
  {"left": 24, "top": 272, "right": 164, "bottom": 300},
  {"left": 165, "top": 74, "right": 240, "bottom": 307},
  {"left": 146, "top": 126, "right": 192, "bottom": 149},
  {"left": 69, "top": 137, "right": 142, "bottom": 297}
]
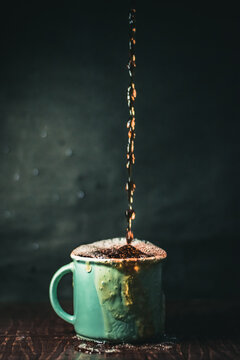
[{"left": 49, "top": 240, "right": 167, "bottom": 343}]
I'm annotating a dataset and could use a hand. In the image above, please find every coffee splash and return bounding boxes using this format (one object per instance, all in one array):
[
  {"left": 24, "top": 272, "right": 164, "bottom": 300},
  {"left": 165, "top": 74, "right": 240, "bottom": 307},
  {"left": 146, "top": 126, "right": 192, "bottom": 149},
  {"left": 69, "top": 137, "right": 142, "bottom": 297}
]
[
  {"left": 71, "top": 238, "right": 167, "bottom": 260},
  {"left": 125, "top": 6, "right": 137, "bottom": 244}
]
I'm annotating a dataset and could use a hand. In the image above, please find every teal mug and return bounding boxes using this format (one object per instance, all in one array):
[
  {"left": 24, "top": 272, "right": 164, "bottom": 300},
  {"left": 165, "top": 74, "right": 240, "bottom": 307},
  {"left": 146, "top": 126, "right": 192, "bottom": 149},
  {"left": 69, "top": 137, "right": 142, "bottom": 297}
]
[{"left": 49, "top": 238, "right": 167, "bottom": 343}]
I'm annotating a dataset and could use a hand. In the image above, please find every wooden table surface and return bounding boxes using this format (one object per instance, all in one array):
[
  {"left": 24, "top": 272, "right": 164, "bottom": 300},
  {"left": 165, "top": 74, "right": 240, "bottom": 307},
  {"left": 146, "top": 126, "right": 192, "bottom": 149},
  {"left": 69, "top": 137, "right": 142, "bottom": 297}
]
[{"left": 0, "top": 300, "right": 239, "bottom": 360}]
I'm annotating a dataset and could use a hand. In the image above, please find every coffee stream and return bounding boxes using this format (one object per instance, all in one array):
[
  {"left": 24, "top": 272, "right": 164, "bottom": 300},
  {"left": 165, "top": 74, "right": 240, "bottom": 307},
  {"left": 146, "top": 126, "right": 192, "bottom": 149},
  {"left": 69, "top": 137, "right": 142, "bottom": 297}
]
[
  {"left": 80, "top": 5, "right": 142, "bottom": 259},
  {"left": 125, "top": 6, "right": 137, "bottom": 245}
]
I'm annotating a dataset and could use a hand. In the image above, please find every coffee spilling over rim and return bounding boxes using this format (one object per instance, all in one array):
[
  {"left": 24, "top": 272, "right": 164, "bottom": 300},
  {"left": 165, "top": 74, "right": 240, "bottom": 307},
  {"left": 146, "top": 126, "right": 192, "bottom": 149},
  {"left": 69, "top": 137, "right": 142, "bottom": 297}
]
[{"left": 71, "top": 238, "right": 167, "bottom": 261}]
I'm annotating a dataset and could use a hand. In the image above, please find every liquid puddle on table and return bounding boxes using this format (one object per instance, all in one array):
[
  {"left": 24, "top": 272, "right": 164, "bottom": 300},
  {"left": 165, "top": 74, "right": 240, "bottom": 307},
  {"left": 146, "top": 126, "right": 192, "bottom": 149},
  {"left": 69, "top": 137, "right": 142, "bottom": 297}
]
[{"left": 73, "top": 334, "right": 178, "bottom": 355}]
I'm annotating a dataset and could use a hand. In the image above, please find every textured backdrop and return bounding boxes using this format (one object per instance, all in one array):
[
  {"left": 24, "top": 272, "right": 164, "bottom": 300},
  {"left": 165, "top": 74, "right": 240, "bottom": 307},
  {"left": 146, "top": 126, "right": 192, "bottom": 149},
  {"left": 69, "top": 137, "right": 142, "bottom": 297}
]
[{"left": 0, "top": 2, "right": 239, "bottom": 301}]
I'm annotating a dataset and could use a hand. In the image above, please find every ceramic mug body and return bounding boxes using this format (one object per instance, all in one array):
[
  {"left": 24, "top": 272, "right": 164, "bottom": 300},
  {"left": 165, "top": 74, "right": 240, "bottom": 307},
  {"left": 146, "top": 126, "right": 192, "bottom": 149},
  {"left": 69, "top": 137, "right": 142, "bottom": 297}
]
[{"left": 49, "top": 245, "right": 166, "bottom": 343}]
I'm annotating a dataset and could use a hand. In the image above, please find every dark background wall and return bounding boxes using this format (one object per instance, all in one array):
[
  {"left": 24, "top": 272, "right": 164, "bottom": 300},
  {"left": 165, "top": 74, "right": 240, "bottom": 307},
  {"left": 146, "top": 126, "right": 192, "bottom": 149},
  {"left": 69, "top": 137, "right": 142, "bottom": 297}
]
[{"left": 0, "top": 1, "right": 239, "bottom": 302}]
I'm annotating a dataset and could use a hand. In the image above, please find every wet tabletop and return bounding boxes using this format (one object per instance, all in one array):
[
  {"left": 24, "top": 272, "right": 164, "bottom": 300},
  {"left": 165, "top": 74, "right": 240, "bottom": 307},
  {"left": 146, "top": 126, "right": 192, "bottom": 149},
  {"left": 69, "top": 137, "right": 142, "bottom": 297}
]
[{"left": 0, "top": 300, "right": 239, "bottom": 360}]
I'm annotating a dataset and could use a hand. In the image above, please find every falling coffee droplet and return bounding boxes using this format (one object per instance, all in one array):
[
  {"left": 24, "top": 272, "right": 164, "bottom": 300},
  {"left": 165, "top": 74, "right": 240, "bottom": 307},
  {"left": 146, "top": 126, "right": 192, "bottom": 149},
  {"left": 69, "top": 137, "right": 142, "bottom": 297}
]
[
  {"left": 126, "top": 230, "right": 134, "bottom": 244},
  {"left": 131, "top": 118, "right": 135, "bottom": 129},
  {"left": 125, "top": 6, "right": 137, "bottom": 245},
  {"left": 125, "top": 209, "right": 136, "bottom": 221},
  {"left": 131, "top": 141, "right": 134, "bottom": 153}
]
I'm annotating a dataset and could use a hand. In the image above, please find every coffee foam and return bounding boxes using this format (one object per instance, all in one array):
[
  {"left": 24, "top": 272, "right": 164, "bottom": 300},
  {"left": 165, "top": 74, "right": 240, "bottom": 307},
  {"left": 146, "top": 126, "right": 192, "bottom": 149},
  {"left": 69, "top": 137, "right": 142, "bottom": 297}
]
[{"left": 71, "top": 237, "right": 167, "bottom": 261}]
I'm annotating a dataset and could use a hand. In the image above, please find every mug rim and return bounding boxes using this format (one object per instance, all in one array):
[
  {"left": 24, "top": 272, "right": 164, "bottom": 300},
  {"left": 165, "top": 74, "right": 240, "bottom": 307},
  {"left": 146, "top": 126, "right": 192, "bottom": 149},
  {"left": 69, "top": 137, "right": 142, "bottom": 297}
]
[{"left": 70, "top": 253, "right": 167, "bottom": 264}]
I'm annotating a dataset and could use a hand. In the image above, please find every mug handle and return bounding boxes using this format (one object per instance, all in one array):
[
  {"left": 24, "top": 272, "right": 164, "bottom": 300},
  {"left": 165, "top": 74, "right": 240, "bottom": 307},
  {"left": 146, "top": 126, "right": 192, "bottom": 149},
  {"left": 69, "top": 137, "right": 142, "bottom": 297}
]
[{"left": 49, "top": 262, "right": 75, "bottom": 324}]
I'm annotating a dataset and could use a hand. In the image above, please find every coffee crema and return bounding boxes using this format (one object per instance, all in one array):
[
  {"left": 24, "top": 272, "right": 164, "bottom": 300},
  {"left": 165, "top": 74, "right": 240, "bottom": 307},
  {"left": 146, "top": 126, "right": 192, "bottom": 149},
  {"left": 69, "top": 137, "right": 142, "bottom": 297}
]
[{"left": 71, "top": 238, "right": 167, "bottom": 260}]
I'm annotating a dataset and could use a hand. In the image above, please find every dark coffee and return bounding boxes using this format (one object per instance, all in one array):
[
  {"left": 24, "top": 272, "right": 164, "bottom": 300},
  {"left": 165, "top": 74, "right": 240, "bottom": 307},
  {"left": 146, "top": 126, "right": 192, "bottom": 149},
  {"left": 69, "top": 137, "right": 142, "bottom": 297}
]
[
  {"left": 86, "top": 245, "right": 150, "bottom": 259},
  {"left": 74, "top": 337, "right": 176, "bottom": 355},
  {"left": 71, "top": 238, "right": 167, "bottom": 260}
]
